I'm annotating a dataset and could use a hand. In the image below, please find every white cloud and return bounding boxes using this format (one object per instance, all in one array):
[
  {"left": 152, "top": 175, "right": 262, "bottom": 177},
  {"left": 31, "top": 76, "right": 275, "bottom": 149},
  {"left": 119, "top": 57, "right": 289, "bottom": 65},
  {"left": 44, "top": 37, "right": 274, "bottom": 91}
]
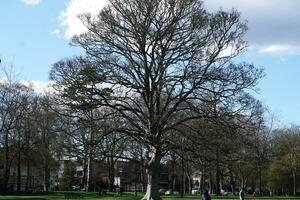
[
  {"left": 20, "top": 80, "right": 51, "bottom": 94},
  {"left": 55, "top": 0, "right": 300, "bottom": 55},
  {"left": 58, "top": 0, "right": 108, "bottom": 39},
  {"left": 203, "top": 0, "right": 300, "bottom": 55},
  {"left": 259, "top": 45, "right": 300, "bottom": 55},
  {"left": 51, "top": 29, "right": 61, "bottom": 38},
  {"left": 22, "top": 0, "right": 41, "bottom": 6}
]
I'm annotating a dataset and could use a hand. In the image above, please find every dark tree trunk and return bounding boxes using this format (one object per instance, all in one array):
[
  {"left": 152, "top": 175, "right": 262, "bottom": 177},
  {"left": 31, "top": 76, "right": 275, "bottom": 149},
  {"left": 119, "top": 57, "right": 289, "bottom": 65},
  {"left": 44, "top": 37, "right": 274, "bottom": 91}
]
[
  {"left": 86, "top": 157, "right": 91, "bottom": 192},
  {"left": 25, "top": 159, "right": 30, "bottom": 192},
  {"left": 142, "top": 151, "right": 161, "bottom": 200},
  {"left": 241, "top": 178, "right": 247, "bottom": 192},
  {"left": 108, "top": 157, "right": 115, "bottom": 192},
  {"left": 81, "top": 159, "right": 87, "bottom": 189},
  {"left": 258, "top": 165, "right": 262, "bottom": 195},
  {"left": 134, "top": 164, "right": 138, "bottom": 197},
  {"left": 215, "top": 146, "right": 221, "bottom": 196},
  {"left": 209, "top": 172, "right": 213, "bottom": 194},
  {"left": 43, "top": 113, "right": 50, "bottom": 192},
  {"left": 141, "top": 165, "right": 146, "bottom": 192},
  {"left": 180, "top": 158, "right": 185, "bottom": 198},
  {"left": 3, "top": 131, "right": 10, "bottom": 193},
  {"left": 17, "top": 134, "right": 21, "bottom": 193},
  {"left": 216, "top": 165, "right": 221, "bottom": 195},
  {"left": 43, "top": 158, "right": 50, "bottom": 192},
  {"left": 188, "top": 175, "right": 192, "bottom": 194},
  {"left": 43, "top": 135, "right": 50, "bottom": 192},
  {"left": 17, "top": 155, "right": 21, "bottom": 192},
  {"left": 200, "top": 167, "right": 205, "bottom": 191},
  {"left": 229, "top": 164, "right": 235, "bottom": 195},
  {"left": 293, "top": 170, "right": 296, "bottom": 196},
  {"left": 170, "top": 156, "right": 176, "bottom": 195}
]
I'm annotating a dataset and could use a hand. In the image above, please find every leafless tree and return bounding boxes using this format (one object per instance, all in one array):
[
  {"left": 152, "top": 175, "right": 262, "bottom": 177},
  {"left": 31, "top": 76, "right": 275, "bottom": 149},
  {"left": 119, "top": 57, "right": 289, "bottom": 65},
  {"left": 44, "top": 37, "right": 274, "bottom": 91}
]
[
  {"left": 51, "top": 0, "right": 263, "bottom": 199},
  {"left": 0, "top": 78, "right": 34, "bottom": 193}
]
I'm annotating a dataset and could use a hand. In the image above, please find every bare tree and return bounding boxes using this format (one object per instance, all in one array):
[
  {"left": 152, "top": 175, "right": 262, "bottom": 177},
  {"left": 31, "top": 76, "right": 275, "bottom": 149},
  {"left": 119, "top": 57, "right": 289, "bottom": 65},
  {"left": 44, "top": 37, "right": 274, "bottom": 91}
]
[
  {"left": 0, "top": 79, "right": 33, "bottom": 193},
  {"left": 51, "top": 0, "right": 263, "bottom": 199}
]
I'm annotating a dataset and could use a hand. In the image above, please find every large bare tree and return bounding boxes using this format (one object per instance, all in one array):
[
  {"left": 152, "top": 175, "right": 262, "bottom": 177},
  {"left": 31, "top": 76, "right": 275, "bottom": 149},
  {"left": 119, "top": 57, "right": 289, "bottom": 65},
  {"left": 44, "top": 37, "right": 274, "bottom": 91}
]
[{"left": 51, "top": 0, "right": 263, "bottom": 199}]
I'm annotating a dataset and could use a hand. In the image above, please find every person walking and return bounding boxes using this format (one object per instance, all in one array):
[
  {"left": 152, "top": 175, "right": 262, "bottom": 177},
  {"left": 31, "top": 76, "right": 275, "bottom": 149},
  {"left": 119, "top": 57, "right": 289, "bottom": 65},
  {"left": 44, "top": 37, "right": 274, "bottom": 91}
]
[
  {"left": 239, "top": 189, "right": 245, "bottom": 200},
  {"left": 202, "top": 190, "right": 211, "bottom": 200}
]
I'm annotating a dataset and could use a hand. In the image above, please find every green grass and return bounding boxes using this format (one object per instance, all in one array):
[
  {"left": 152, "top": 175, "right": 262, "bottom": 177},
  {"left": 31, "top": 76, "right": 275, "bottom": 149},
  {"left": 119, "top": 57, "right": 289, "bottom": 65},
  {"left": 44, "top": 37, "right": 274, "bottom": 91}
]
[
  {"left": 0, "top": 192, "right": 298, "bottom": 200},
  {"left": 0, "top": 192, "right": 135, "bottom": 200}
]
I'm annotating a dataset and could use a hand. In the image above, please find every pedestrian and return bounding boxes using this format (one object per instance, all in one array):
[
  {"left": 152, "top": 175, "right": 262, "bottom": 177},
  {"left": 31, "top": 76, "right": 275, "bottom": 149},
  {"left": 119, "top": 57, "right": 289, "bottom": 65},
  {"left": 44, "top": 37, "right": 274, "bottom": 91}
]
[
  {"left": 239, "top": 189, "right": 245, "bottom": 200},
  {"left": 202, "top": 190, "right": 211, "bottom": 200},
  {"left": 269, "top": 191, "right": 273, "bottom": 197},
  {"left": 98, "top": 185, "right": 102, "bottom": 196},
  {"left": 116, "top": 185, "right": 120, "bottom": 195},
  {"left": 120, "top": 187, "right": 123, "bottom": 196}
]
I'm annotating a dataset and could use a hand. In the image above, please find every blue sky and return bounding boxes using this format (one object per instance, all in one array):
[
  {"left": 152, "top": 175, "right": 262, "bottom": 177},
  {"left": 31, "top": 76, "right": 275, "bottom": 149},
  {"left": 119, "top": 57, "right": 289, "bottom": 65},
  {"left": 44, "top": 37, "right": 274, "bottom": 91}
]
[
  {"left": 0, "top": 0, "right": 83, "bottom": 81},
  {"left": 0, "top": 0, "right": 300, "bottom": 126}
]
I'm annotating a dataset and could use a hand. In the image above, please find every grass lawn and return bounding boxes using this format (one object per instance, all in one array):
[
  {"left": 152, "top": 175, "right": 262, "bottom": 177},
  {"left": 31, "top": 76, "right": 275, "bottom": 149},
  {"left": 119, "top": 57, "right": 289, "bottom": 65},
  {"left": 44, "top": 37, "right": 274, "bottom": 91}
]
[{"left": 0, "top": 192, "right": 299, "bottom": 200}]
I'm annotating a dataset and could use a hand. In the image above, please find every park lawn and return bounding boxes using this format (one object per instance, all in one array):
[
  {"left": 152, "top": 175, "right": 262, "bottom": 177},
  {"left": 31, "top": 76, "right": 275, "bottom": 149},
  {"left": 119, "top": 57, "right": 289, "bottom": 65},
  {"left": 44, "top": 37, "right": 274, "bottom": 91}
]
[
  {"left": 0, "top": 192, "right": 132, "bottom": 200},
  {"left": 0, "top": 193, "right": 299, "bottom": 200}
]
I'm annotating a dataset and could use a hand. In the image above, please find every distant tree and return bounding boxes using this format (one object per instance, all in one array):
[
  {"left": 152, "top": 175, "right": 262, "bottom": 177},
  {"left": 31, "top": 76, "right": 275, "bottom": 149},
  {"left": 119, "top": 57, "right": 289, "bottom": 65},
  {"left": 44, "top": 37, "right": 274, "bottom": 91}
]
[
  {"left": 0, "top": 76, "right": 34, "bottom": 193},
  {"left": 49, "top": 58, "right": 111, "bottom": 191},
  {"left": 33, "top": 94, "right": 61, "bottom": 192},
  {"left": 60, "top": 161, "right": 76, "bottom": 191},
  {"left": 252, "top": 124, "right": 271, "bottom": 194},
  {"left": 267, "top": 157, "right": 292, "bottom": 194},
  {"left": 268, "top": 127, "right": 300, "bottom": 195}
]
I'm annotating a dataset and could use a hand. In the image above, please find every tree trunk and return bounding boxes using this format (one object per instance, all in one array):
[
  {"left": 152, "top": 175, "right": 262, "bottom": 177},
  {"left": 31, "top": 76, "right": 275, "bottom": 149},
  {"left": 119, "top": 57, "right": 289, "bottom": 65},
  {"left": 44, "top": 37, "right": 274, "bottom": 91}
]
[
  {"left": 25, "top": 159, "right": 30, "bottom": 192},
  {"left": 215, "top": 146, "right": 221, "bottom": 196},
  {"left": 140, "top": 148, "right": 146, "bottom": 193},
  {"left": 216, "top": 165, "right": 221, "bottom": 195},
  {"left": 180, "top": 158, "right": 184, "bottom": 198},
  {"left": 141, "top": 165, "right": 146, "bottom": 192},
  {"left": 43, "top": 135, "right": 50, "bottom": 192},
  {"left": 43, "top": 158, "right": 50, "bottom": 192},
  {"left": 86, "top": 116, "right": 95, "bottom": 192},
  {"left": 43, "top": 113, "right": 50, "bottom": 192},
  {"left": 229, "top": 164, "right": 235, "bottom": 195},
  {"left": 170, "top": 159, "right": 175, "bottom": 195},
  {"left": 200, "top": 167, "right": 205, "bottom": 191},
  {"left": 170, "top": 157, "right": 175, "bottom": 195},
  {"left": 293, "top": 170, "right": 296, "bottom": 196},
  {"left": 108, "top": 157, "right": 115, "bottom": 192},
  {"left": 258, "top": 165, "right": 262, "bottom": 195},
  {"left": 142, "top": 151, "right": 161, "bottom": 200},
  {"left": 188, "top": 175, "right": 191, "bottom": 194},
  {"left": 81, "top": 159, "right": 87, "bottom": 189},
  {"left": 3, "top": 131, "right": 10, "bottom": 193},
  {"left": 209, "top": 172, "right": 213, "bottom": 194},
  {"left": 241, "top": 178, "right": 247, "bottom": 192},
  {"left": 17, "top": 134, "right": 21, "bottom": 193},
  {"left": 86, "top": 156, "right": 91, "bottom": 192}
]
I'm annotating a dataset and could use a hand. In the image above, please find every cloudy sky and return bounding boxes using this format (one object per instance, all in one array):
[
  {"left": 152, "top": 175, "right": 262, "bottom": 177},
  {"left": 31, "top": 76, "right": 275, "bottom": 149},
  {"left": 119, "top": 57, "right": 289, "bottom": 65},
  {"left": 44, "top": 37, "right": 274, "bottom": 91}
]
[{"left": 0, "top": 0, "right": 300, "bottom": 125}]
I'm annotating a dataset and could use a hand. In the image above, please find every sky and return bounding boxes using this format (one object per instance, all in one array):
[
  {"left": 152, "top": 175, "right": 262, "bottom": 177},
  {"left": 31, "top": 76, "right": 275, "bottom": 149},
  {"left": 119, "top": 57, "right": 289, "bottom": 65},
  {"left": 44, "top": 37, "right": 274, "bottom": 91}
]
[{"left": 0, "top": 0, "right": 300, "bottom": 126}]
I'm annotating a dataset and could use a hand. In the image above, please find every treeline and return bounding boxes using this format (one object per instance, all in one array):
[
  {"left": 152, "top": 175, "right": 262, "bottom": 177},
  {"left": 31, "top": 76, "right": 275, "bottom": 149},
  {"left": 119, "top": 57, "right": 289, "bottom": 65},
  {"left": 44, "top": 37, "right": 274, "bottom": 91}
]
[
  {"left": 0, "top": 79, "right": 59, "bottom": 193},
  {"left": 0, "top": 76, "right": 300, "bottom": 196}
]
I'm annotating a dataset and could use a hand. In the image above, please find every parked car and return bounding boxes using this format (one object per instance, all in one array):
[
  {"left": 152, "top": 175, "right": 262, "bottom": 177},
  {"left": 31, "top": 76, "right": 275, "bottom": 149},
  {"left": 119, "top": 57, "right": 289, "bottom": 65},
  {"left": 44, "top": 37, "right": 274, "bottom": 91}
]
[
  {"left": 192, "top": 188, "right": 200, "bottom": 195},
  {"left": 221, "top": 189, "right": 233, "bottom": 196},
  {"left": 165, "top": 190, "right": 179, "bottom": 195}
]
